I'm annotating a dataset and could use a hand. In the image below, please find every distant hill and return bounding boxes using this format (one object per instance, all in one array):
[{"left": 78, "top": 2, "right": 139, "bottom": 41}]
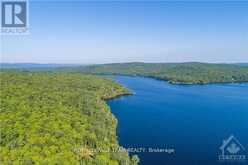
[
  {"left": 2, "top": 62, "right": 248, "bottom": 84},
  {"left": 234, "top": 63, "right": 248, "bottom": 66},
  {"left": 75, "top": 62, "right": 248, "bottom": 84},
  {"left": 0, "top": 63, "right": 83, "bottom": 70}
]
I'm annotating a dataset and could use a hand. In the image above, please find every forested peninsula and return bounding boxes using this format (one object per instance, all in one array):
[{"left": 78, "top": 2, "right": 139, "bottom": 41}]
[{"left": 76, "top": 62, "right": 248, "bottom": 84}]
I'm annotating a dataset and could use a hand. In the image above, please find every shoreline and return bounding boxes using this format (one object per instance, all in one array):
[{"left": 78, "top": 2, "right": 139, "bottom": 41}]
[
  {"left": 104, "top": 92, "right": 133, "bottom": 102},
  {"left": 103, "top": 90, "right": 138, "bottom": 163},
  {"left": 104, "top": 75, "right": 248, "bottom": 165},
  {"left": 100, "top": 73, "right": 248, "bottom": 86}
]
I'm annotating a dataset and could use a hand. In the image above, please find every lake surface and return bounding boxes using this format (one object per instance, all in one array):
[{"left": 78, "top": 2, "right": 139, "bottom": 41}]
[{"left": 107, "top": 76, "right": 248, "bottom": 165}]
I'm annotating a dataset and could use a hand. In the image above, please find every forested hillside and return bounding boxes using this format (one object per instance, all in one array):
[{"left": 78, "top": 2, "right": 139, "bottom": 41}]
[
  {"left": 0, "top": 71, "right": 138, "bottom": 165},
  {"left": 77, "top": 62, "right": 248, "bottom": 84}
]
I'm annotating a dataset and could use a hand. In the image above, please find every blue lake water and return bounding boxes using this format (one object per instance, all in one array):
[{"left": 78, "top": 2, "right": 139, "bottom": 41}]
[{"left": 107, "top": 76, "right": 248, "bottom": 165}]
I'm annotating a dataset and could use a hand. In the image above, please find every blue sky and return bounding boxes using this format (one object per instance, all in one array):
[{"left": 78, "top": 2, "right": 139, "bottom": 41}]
[{"left": 1, "top": 0, "right": 248, "bottom": 64}]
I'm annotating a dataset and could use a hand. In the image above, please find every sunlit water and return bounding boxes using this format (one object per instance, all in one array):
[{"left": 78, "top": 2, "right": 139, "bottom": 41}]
[{"left": 107, "top": 76, "right": 248, "bottom": 165}]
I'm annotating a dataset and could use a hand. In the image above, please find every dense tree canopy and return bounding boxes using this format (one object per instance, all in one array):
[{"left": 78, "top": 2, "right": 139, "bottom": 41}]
[
  {"left": 0, "top": 71, "right": 137, "bottom": 165},
  {"left": 76, "top": 62, "right": 248, "bottom": 84}
]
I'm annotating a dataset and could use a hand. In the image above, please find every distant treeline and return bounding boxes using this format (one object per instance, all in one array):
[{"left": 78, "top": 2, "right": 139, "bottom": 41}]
[{"left": 74, "top": 62, "right": 248, "bottom": 84}]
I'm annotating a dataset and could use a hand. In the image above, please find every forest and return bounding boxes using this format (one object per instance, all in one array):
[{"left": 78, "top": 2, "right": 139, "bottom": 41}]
[
  {"left": 76, "top": 62, "right": 248, "bottom": 84},
  {"left": 1, "top": 62, "right": 248, "bottom": 164},
  {"left": 0, "top": 70, "right": 139, "bottom": 165}
]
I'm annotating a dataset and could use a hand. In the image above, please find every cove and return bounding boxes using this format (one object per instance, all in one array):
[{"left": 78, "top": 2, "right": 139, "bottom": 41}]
[{"left": 107, "top": 76, "right": 248, "bottom": 165}]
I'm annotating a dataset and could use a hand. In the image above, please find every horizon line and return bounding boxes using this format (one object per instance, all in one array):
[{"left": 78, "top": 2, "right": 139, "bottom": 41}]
[{"left": 1, "top": 61, "right": 248, "bottom": 65}]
